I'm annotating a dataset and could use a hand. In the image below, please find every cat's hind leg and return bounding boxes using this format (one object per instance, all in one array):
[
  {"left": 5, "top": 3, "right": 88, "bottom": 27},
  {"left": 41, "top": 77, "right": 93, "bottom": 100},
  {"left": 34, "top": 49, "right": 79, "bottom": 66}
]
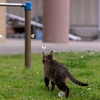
[
  {"left": 50, "top": 81, "right": 55, "bottom": 91},
  {"left": 44, "top": 77, "right": 50, "bottom": 87},
  {"left": 56, "top": 82, "right": 69, "bottom": 98}
]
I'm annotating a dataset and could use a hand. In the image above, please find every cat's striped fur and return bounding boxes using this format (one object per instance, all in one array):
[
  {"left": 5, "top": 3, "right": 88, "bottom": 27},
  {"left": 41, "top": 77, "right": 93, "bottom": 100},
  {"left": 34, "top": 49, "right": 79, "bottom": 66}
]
[{"left": 42, "top": 51, "right": 88, "bottom": 98}]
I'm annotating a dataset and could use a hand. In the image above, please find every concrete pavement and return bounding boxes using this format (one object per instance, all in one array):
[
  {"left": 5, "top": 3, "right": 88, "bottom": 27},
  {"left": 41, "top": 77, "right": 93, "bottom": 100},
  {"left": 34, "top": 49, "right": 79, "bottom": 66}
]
[{"left": 0, "top": 39, "right": 100, "bottom": 54}]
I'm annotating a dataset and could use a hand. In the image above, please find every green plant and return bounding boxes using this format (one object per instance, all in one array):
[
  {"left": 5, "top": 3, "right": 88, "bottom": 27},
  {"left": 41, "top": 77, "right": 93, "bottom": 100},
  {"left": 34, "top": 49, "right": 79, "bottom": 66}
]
[{"left": 0, "top": 51, "right": 100, "bottom": 100}]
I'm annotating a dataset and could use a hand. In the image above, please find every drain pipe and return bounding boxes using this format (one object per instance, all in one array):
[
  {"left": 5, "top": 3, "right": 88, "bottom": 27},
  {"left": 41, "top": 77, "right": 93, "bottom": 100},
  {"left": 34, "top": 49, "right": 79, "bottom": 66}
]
[{"left": 98, "top": 0, "right": 100, "bottom": 39}]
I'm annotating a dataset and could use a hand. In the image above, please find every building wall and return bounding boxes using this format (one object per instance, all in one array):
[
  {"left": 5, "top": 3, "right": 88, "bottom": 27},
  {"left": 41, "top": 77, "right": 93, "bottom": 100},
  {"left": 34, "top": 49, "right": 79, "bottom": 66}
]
[
  {"left": 7, "top": 0, "right": 98, "bottom": 25},
  {"left": 70, "top": 0, "right": 98, "bottom": 26},
  {"left": 0, "top": 0, "right": 6, "bottom": 41},
  {"left": 6, "top": 0, "right": 99, "bottom": 40},
  {"left": 7, "top": 0, "right": 43, "bottom": 18},
  {"left": 70, "top": 0, "right": 98, "bottom": 40}
]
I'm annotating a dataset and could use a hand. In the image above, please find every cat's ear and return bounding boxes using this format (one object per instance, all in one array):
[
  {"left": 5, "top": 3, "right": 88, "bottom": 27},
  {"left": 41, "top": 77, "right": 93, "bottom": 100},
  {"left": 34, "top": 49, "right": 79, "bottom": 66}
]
[
  {"left": 50, "top": 51, "right": 55, "bottom": 60},
  {"left": 50, "top": 51, "right": 54, "bottom": 56}
]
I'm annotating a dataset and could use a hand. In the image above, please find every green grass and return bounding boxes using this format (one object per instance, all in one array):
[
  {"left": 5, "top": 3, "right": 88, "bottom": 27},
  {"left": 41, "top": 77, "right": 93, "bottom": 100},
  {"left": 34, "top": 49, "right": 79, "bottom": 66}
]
[{"left": 0, "top": 51, "right": 100, "bottom": 100}]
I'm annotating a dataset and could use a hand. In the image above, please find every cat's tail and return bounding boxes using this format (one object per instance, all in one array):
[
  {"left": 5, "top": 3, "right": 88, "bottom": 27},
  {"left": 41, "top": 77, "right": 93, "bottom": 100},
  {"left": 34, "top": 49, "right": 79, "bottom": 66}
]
[{"left": 66, "top": 71, "right": 88, "bottom": 86}]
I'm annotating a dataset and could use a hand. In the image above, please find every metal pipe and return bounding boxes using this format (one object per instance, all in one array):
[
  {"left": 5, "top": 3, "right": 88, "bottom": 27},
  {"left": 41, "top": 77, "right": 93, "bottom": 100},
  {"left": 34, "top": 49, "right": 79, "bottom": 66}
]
[
  {"left": 0, "top": 3, "right": 23, "bottom": 7},
  {"left": 25, "top": 10, "right": 31, "bottom": 68}
]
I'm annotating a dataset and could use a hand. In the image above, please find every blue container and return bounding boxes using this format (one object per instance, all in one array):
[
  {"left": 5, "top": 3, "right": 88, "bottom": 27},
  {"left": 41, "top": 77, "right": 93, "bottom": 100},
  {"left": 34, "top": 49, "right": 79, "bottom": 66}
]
[{"left": 36, "top": 29, "right": 43, "bottom": 39}]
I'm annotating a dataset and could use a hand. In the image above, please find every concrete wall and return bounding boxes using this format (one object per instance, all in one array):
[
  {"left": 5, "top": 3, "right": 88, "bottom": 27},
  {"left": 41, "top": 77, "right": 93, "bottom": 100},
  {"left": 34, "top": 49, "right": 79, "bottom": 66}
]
[
  {"left": 0, "top": 0, "right": 6, "bottom": 41},
  {"left": 70, "top": 0, "right": 98, "bottom": 25},
  {"left": 7, "top": 0, "right": 43, "bottom": 18},
  {"left": 71, "top": 26, "right": 98, "bottom": 40},
  {"left": 70, "top": 0, "right": 98, "bottom": 40}
]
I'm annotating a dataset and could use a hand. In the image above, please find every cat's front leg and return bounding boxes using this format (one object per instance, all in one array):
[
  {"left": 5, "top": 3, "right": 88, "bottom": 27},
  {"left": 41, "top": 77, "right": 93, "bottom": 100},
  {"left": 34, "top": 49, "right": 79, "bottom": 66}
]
[
  {"left": 44, "top": 77, "right": 50, "bottom": 87},
  {"left": 50, "top": 81, "right": 55, "bottom": 91}
]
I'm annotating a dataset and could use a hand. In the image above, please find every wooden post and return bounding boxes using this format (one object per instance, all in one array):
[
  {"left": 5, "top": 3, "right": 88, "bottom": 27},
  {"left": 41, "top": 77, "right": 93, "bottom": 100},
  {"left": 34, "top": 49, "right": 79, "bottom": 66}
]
[
  {"left": 0, "top": 0, "right": 6, "bottom": 41},
  {"left": 24, "top": 2, "right": 31, "bottom": 68},
  {"left": 25, "top": 10, "right": 31, "bottom": 68}
]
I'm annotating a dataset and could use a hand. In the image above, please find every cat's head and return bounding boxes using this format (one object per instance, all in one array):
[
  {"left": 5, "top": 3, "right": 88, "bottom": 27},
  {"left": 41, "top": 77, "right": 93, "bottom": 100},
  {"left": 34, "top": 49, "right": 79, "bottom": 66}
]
[{"left": 42, "top": 51, "right": 55, "bottom": 64}]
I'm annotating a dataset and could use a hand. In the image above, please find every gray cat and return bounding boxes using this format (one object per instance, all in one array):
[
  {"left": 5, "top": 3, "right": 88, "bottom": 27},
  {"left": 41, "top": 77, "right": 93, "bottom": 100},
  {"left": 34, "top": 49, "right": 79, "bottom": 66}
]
[{"left": 42, "top": 51, "right": 88, "bottom": 98}]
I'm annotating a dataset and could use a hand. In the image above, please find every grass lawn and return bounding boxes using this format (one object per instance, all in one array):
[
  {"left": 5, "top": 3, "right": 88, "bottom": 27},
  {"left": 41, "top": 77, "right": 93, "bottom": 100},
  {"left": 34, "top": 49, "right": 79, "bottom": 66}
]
[{"left": 0, "top": 51, "right": 100, "bottom": 100}]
